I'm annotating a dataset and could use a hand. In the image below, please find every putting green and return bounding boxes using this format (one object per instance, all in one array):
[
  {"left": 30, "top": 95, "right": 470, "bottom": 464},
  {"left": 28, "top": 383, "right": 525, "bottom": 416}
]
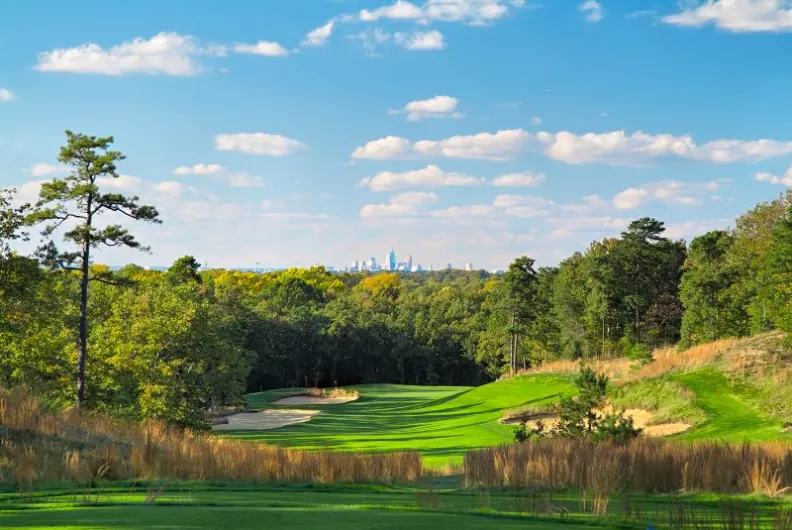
[{"left": 224, "top": 375, "right": 573, "bottom": 467}]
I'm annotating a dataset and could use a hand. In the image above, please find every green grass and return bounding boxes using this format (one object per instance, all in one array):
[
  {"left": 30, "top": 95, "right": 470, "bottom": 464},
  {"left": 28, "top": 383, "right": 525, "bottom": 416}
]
[
  {"left": 610, "top": 376, "right": 707, "bottom": 425},
  {"left": 673, "top": 369, "right": 792, "bottom": 442},
  {"left": 0, "top": 484, "right": 629, "bottom": 529},
  {"left": 224, "top": 376, "right": 574, "bottom": 467}
]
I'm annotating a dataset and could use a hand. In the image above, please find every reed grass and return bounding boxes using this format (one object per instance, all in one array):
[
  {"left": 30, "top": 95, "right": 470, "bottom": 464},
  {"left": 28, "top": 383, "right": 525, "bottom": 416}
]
[
  {"left": 0, "top": 387, "right": 419, "bottom": 487},
  {"left": 305, "top": 387, "right": 360, "bottom": 399},
  {"left": 465, "top": 438, "right": 792, "bottom": 498}
]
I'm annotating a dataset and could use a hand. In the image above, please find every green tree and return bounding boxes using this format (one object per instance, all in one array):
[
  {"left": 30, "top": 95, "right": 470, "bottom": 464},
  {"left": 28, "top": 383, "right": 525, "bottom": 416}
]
[
  {"left": 759, "top": 205, "right": 792, "bottom": 341},
  {"left": 33, "top": 131, "right": 161, "bottom": 408},
  {"left": 503, "top": 256, "right": 538, "bottom": 374},
  {"left": 679, "top": 231, "right": 748, "bottom": 346},
  {"left": 167, "top": 255, "right": 203, "bottom": 285}
]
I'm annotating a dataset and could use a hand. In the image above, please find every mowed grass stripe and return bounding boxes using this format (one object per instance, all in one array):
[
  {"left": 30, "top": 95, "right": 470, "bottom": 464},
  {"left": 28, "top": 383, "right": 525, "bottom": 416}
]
[
  {"left": 224, "top": 376, "right": 574, "bottom": 466},
  {"left": 673, "top": 369, "right": 790, "bottom": 442}
]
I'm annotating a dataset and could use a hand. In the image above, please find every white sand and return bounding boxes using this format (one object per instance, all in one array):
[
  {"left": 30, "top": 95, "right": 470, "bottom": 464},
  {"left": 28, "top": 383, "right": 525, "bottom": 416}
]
[
  {"left": 506, "top": 407, "right": 692, "bottom": 438},
  {"left": 212, "top": 409, "right": 322, "bottom": 431},
  {"left": 272, "top": 395, "right": 358, "bottom": 406}
]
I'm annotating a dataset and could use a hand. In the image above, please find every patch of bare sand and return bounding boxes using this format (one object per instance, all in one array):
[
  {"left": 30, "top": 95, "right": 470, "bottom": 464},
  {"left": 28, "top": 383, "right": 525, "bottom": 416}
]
[
  {"left": 508, "top": 407, "right": 691, "bottom": 438},
  {"left": 212, "top": 409, "right": 322, "bottom": 431},
  {"left": 272, "top": 395, "right": 358, "bottom": 405}
]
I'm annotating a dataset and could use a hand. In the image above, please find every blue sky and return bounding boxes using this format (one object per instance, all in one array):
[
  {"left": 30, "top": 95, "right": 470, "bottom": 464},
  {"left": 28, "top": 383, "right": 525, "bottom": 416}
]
[{"left": 2, "top": 0, "right": 792, "bottom": 270}]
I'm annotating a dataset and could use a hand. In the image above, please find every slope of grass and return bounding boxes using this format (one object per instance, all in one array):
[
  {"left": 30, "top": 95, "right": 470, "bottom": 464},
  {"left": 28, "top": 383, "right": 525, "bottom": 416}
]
[
  {"left": 673, "top": 369, "right": 791, "bottom": 442},
  {"left": 226, "top": 376, "right": 574, "bottom": 467},
  {"left": 609, "top": 376, "right": 707, "bottom": 425},
  {"left": 0, "top": 485, "right": 627, "bottom": 529}
]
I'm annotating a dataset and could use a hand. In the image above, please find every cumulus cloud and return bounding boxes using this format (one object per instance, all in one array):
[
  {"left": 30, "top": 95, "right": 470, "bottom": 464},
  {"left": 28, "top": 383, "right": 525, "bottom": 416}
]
[
  {"left": 352, "top": 136, "right": 413, "bottom": 160},
  {"left": 359, "top": 165, "right": 482, "bottom": 191},
  {"left": 215, "top": 133, "right": 307, "bottom": 156},
  {"left": 548, "top": 216, "right": 632, "bottom": 237},
  {"left": 352, "top": 129, "right": 529, "bottom": 160},
  {"left": 96, "top": 174, "right": 143, "bottom": 192},
  {"left": 530, "top": 116, "right": 542, "bottom": 126},
  {"left": 561, "top": 194, "right": 608, "bottom": 214},
  {"left": 612, "top": 180, "right": 721, "bottom": 210},
  {"left": 360, "top": 190, "right": 438, "bottom": 217},
  {"left": 756, "top": 167, "right": 792, "bottom": 186},
  {"left": 347, "top": 28, "right": 393, "bottom": 56},
  {"left": 302, "top": 20, "right": 335, "bottom": 47},
  {"left": 536, "top": 130, "right": 792, "bottom": 165},
  {"left": 392, "top": 95, "right": 461, "bottom": 120},
  {"left": 233, "top": 41, "right": 289, "bottom": 56},
  {"left": 395, "top": 30, "right": 446, "bottom": 50},
  {"left": 492, "top": 171, "right": 545, "bottom": 187},
  {"left": 359, "top": 0, "right": 524, "bottom": 25},
  {"left": 173, "top": 164, "right": 224, "bottom": 175},
  {"left": 663, "top": 0, "right": 792, "bottom": 32},
  {"left": 414, "top": 129, "right": 529, "bottom": 160},
  {"left": 0, "top": 88, "right": 15, "bottom": 102},
  {"left": 34, "top": 32, "right": 218, "bottom": 76},
  {"left": 29, "top": 163, "right": 68, "bottom": 177}
]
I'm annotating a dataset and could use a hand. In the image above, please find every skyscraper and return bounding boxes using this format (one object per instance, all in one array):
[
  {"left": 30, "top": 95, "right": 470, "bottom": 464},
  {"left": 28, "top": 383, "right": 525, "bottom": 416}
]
[
  {"left": 386, "top": 248, "right": 396, "bottom": 271},
  {"left": 465, "top": 262, "right": 473, "bottom": 271},
  {"left": 406, "top": 254, "right": 413, "bottom": 272}
]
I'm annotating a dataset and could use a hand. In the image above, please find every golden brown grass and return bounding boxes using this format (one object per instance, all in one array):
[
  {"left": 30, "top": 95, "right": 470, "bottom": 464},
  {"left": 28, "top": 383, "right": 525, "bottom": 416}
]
[
  {"left": 465, "top": 438, "right": 792, "bottom": 499},
  {"left": 305, "top": 387, "right": 360, "bottom": 399},
  {"left": 0, "top": 387, "right": 419, "bottom": 487},
  {"left": 510, "top": 336, "right": 770, "bottom": 383}
]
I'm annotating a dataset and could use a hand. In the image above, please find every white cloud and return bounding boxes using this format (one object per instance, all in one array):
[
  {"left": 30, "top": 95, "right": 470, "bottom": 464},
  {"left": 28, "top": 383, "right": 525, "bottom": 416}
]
[
  {"left": 536, "top": 129, "right": 792, "bottom": 165},
  {"left": 359, "top": 0, "right": 524, "bottom": 25},
  {"left": 395, "top": 30, "right": 446, "bottom": 50},
  {"left": 548, "top": 216, "right": 632, "bottom": 237},
  {"left": 233, "top": 41, "right": 289, "bottom": 56},
  {"left": 663, "top": 0, "right": 792, "bottom": 32},
  {"left": 0, "top": 88, "right": 15, "bottom": 102},
  {"left": 96, "top": 174, "right": 143, "bottom": 191},
  {"left": 35, "top": 32, "right": 214, "bottom": 76},
  {"left": 227, "top": 172, "right": 264, "bottom": 188},
  {"left": 359, "top": 164, "right": 482, "bottom": 191},
  {"left": 612, "top": 180, "right": 721, "bottom": 210},
  {"left": 756, "top": 167, "right": 792, "bottom": 186},
  {"left": 530, "top": 116, "right": 542, "bottom": 126},
  {"left": 664, "top": 219, "right": 731, "bottom": 240},
  {"left": 579, "top": 0, "right": 604, "bottom": 22},
  {"left": 492, "top": 171, "right": 545, "bottom": 187},
  {"left": 215, "top": 133, "right": 307, "bottom": 156},
  {"left": 352, "top": 136, "right": 413, "bottom": 160},
  {"left": 360, "top": 1, "right": 424, "bottom": 21},
  {"left": 414, "top": 129, "right": 528, "bottom": 160},
  {"left": 173, "top": 163, "right": 224, "bottom": 175},
  {"left": 29, "top": 163, "right": 68, "bottom": 177},
  {"left": 352, "top": 129, "right": 529, "bottom": 161},
  {"left": 302, "top": 20, "right": 335, "bottom": 47},
  {"left": 16, "top": 181, "right": 46, "bottom": 203},
  {"left": 360, "top": 191, "right": 438, "bottom": 217},
  {"left": 395, "top": 95, "right": 461, "bottom": 120},
  {"left": 561, "top": 194, "right": 608, "bottom": 214},
  {"left": 431, "top": 204, "right": 493, "bottom": 218},
  {"left": 154, "top": 181, "right": 185, "bottom": 196}
]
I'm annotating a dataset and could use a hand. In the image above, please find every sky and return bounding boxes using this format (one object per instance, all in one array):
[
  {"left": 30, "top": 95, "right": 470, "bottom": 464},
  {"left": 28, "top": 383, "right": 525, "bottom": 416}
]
[{"left": 2, "top": 0, "right": 792, "bottom": 271}]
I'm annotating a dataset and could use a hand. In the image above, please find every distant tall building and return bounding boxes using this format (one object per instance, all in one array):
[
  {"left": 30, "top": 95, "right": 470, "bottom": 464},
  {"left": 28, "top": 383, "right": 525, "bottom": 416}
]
[
  {"left": 406, "top": 254, "right": 413, "bottom": 271},
  {"left": 386, "top": 248, "right": 396, "bottom": 271},
  {"left": 446, "top": 263, "right": 453, "bottom": 270},
  {"left": 465, "top": 262, "right": 473, "bottom": 271},
  {"left": 368, "top": 257, "right": 377, "bottom": 271}
]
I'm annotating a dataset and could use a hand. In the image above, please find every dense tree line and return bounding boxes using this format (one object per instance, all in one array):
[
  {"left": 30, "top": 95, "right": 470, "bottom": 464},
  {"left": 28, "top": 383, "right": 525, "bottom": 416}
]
[{"left": 3, "top": 131, "right": 792, "bottom": 428}]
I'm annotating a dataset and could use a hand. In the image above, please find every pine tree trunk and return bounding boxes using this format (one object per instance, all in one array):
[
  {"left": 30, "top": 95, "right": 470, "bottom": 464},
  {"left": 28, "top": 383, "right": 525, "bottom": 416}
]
[{"left": 76, "top": 203, "right": 92, "bottom": 409}]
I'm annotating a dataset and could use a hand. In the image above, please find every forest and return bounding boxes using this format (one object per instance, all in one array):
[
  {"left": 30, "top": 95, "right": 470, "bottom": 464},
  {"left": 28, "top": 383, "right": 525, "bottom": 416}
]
[{"left": 2, "top": 132, "right": 792, "bottom": 428}]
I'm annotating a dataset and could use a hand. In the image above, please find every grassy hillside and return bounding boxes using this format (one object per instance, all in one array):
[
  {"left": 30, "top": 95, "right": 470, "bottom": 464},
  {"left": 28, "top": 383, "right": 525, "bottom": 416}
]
[
  {"left": 226, "top": 375, "right": 573, "bottom": 467},
  {"left": 224, "top": 333, "right": 792, "bottom": 465}
]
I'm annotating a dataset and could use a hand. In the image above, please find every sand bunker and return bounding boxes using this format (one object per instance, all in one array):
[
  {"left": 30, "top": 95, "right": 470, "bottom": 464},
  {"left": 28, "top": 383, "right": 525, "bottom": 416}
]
[
  {"left": 505, "top": 407, "right": 691, "bottom": 438},
  {"left": 272, "top": 395, "right": 358, "bottom": 406},
  {"left": 212, "top": 409, "right": 322, "bottom": 431}
]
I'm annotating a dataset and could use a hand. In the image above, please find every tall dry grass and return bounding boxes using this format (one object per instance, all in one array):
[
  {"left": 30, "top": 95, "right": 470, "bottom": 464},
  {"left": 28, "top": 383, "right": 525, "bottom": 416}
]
[
  {"left": 465, "top": 438, "right": 792, "bottom": 498},
  {"left": 0, "top": 387, "right": 419, "bottom": 487},
  {"left": 511, "top": 337, "right": 741, "bottom": 383},
  {"left": 305, "top": 387, "right": 360, "bottom": 400}
]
